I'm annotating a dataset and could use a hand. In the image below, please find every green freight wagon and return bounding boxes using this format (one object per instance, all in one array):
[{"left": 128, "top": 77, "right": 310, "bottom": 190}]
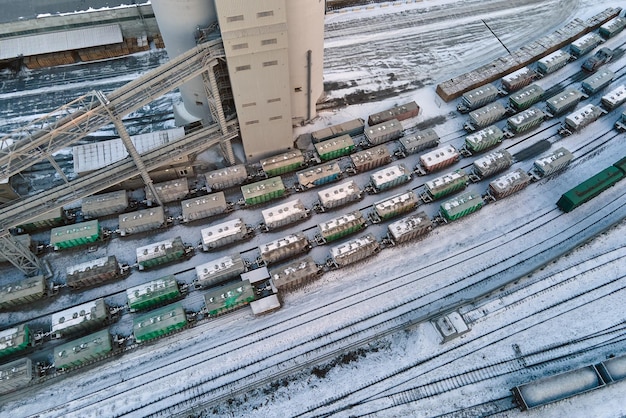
[
  {"left": 16, "top": 207, "right": 66, "bottom": 232},
  {"left": 509, "top": 84, "right": 544, "bottom": 112},
  {"left": 557, "top": 166, "right": 624, "bottom": 212},
  {"left": 310, "top": 118, "right": 365, "bottom": 143},
  {"left": 424, "top": 170, "right": 469, "bottom": 201},
  {"left": 241, "top": 177, "right": 285, "bottom": 206},
  {"left": 133, "top": 302, "right": 187, "bottom": 343},
  {"left": 260, "top": 150, "right": 305, "bottom": 177},
  {"left": 314, "top": 134, "right": 355, "bottom": 161},
  {"left": 0, "top": 324, "right": 30, "bottom": 358},
  {"left": 126, "top": 275, "right": 181, "bottom": 312},
  {"left": 203, "top": 279, "right": 255, "bottom": 316},
  {"left": 50, "top": 220, "right": 100, "bottom": 250},
  {"left": 464, "top": 126, "right": 503, "bottom": 154},
  {"left": 0, "top": 275, "right": 47, "bottom": 309},
  {"left": 317, "top": 211, "right": 366, "bottom": 243},
  {"left": 136, "top": 236, "right": 190, "bottom": 270},
  {"left": 505, "top": 107, "right": 545, "bottom": 137},
  {"left": 54, "top": 329, "right": 112, "bottom": 370},
  {"left": 440, "top": 192, "right": 483, "bottom": 221}
]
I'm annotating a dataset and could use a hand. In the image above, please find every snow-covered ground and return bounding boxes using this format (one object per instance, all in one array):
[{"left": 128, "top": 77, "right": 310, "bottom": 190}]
[{"left": 1, "top": 0, "right": 626, "bottom": 416}]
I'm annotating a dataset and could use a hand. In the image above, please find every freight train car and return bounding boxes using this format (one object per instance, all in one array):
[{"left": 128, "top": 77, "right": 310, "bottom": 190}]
[
  {"left": 508, "top": 84, "right": 544, "bottom": 112},
  {"left": 180, "top": 192, "right": 230, "bottom": 223},
  {"left": 570, "top": 32, "right": 603, "bottom": 57},
  {"left": 133, "top": 302, "right": 187, "bottom": 343},
  {"left": 16, "top": 207, "right": 67, "bottom": 232},
  {"left": 127, "top": 275, "right": 182, "bottom": 312},
  {"left": 470, "top": 149, "right": 513, "bottom": 182},
  {"left": 545, "top": 88, "right": 584, "bottom": 117},
  {"left": 329, "top": 233, "right": 380, "bottom": 268},
  {"left": 200, "top": 218, "right": 251, "bottom": 251},
  {"left": 50, "top": 220, "right": 101, "bottom": 250},
  {"left": 367, "top": 101, "right": 420, "bottom": 125},
  {"left": 54, "top": 329, "right": 112, "bottom": 370},
  {"left": 423, "top": 170, "right": 469, "bottom": 202},
  {"left": 269, "top": 256, "right": 322, "bottom": 290},
  {"left": 417, "top": 145, "right": 460, "bottom": 174},
  {"left": 316, "top": 180, "right": 363, "bottom": 212},
  {"left": 118, "top": 206, "right": 168, "bottom": 237},
  {"left": 66, "top": 255, "right": 129, "bottom": 289},
  {"left": 316, "top": 211, "right": 367, "bottom": 244},
  {"left": 0, "top": 275, "right": 48, "bottom": 310},
  {"left": 464, "top": 102, "right": 506, "bottom": 131},
  {"left": 500, "top": 66, "right": 537, "bottom": 93},
  {"left": 194, "top": 253, "right": 246, "bottom": 289},
  {"left": 559, "top": 104, "right": 605, "bottom": 136},
  {"left": 258, "top": 233, "right": 310, "bottom": 266},
  {"left": 0, "top": 324, "right": 30, "bottom": 358},
  {"left": 310, "top": 118, "right": 366, "bottom": 143},
  {"left": 203, "top": 280, "right": 255, "bottom": 316},
  {"left": 581, "top": 68, "right": 614, "bottom": 95},
  {"left": 314, "top": 134, "right": 355, "bottom": 161},
  {"left": 599, "top": 16, "right": 626, "bottom": 38},
  {"left": 600, "top": 84, "right": 626, "bottom": 110},
  {"left": 462, "top": 125, "right": 504, "bottom": 156},
  {"left": 136, "top": 236, "right": 193, "bottom": 270},
  {"left": 349, "top": 145, "right": 392, "bottom": 173},
  {"left": 81, "top": 190, "right": 128, "bottom": 219},
  {"left": 504, "top": 107, "right": 545, "bottom": 137},
  {"left": 364, "top": 119, "right": 403, "bottom": 145},
  {"left": 615, "top": 110, "right": 626, "bottom": 131},
  {"left": 487, "top": 169, "right": 532, "bottom": 200},
  {"left": 296, "top": 162, "right": 342, "bottom": 190},
  {"left": 0, "top": 358, "right": 32, "bottom": 395},
  {"left": 557, "top": 165, "right": 624, "bottom": 212},
  {"left": 368, "top": 164, "right": 411, "bottom": 193},
  {"left": 261, "top": 199, "right": 310, "bottom": 231},
  {"left": 439, "top": 192, "right": 483, "bottom": 222},
  {"left": 386, "top": 211, "right": 432, "bottom": 245},
  {"left": 530, "top": 147, "right": 574, "bottom": 179},
  {"left": 395, "top": 129, "right": 440, "bottom": 157},
  {"left": 536, "top": 49, "right": 572, "bottom": 75},
  {"left": 205, "top": 164, "right": 249, "bottom": 191},
  {"left": 51, "top": 298, "right": 110, "bottom": 339},
  {"left": 241, "top": 177, "right": 286, "bottom": 206},
  {"left": 457, "top": 83, "right": 499, "bottom": 113},
  {"left": 582, "top": 47, "right": 613, "bottom": 72},
  {"left": 369, "top": 190, "right": 418, "bottom": 223},
  {"left": 260, "top": 150, "right": 305, "bottom": 177},
  {"left": 145, "top": 179, "right": 189, "bottom": 204}
]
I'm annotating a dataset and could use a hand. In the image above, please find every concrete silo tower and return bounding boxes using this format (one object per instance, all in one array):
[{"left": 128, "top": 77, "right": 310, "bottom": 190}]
[{"left": 151, "top": 0, "right": 216, "bottom": 124}]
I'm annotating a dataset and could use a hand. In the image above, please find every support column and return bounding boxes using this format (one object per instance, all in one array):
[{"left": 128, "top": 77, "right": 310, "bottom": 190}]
[
  {"left": 203, "top": 59, "right": 236, "bottom": 165},
  {"left": 0, "top": 233, "right": 45, "bottom": 276}
]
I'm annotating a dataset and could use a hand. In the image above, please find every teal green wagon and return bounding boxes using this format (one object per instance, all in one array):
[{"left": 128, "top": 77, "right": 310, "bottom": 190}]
[
  {"left": 203, "top": 279, "right": 255, "bottom": 317},
  {"left": 50, "top": 220, "right": 101, "bottom": 250},
  {"left": 241, "top": 177, "right": 285, "bottom": 206},
  {"left": 127, "top": 275, "right": 182, "bottom": 312},
  {"left": 54, "top": 329, "right": 112, "bottom": 370},
  {"left": 133, "top": 302, "right": 187, "bottom": 343},
  {"left": 0, "top": 324, "right": 30, "bottom": 358},
  {"left": 440, "top": 192, "right": 484, "bottom": 221}
]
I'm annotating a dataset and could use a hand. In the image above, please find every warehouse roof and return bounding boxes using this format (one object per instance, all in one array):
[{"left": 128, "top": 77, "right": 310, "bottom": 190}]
[{"left": 0, "top": 24, "right": 123, "bottom": 60}]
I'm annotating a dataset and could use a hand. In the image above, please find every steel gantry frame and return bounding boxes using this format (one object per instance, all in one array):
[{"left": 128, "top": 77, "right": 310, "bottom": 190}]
[{"left": 0, "top": 39, "right": 236, "bottom": 275}]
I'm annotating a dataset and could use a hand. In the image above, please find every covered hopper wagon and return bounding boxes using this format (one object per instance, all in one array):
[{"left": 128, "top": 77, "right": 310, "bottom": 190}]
[
  {"left": 54, "top": 328, "right": 113, "bottom": 370},
  {"left": 368, "top": 164, "right": 411, "bottom": 193},
  {"left": 423, "top": 170, "right": 469, "bottom": 202},
  {"left": 615, "top": 110, "right": 626, "bottom": 131},
  {"left": 260, "top": 149, "right": 305, "bottom": 177},
  {"left": 145, "top": 178, "right": 189, "bottom": 204},
  {"left": 559, "top": 104, "right": 605, "bottom": 136},
  {"left": 488, "top": 169, "right": 532, "bottom": 200},
  {"left": 194, "top": 253, "right": 247, "bottom": 289},
  {"left": 367, "top": 101, "right": 420, "bottom": 125},
  {"left": 311, "top": 118, "right": 365, "bottom": 143},
  {"left": 180, "top": 192, "right": 230, "bottom": 223},
  {"left": 51, "top": 298, "right": 111, "bottom": 339},
  {"left": 16, "top": 207, "right": 67, "bottom": 232},
  {"left": 530, "top": 147, "right": 573, "bottom": 179},
  {"left": 81, "top": 190, "right": 128, "bottom": 219},
  {"left": 581, "top": 68, "right": 614, "bottom": 95},
  {"left": 0, "top": 324, "right": 30, "bottom": 358},
  {"left": 439, "top": 192, "right": 483, "bottom": 222},
  {"left": 600, "top": 84, "right": 626, "bottom": 110},
  {"left": 118, "top": 206, "right": 170, "bottom": 237},
  {"left": 205, "top": 164, "right": 249, "bottom": 191},
  {"left": 508, "top": 84, "right": 544, "bottom": 112},
  {"left": 203, "top": 279, "right": 255, "bottom": 317},
  {"left": 296, "top": 162, "right": 342, "bottom": 190},
  {"left": 464, "top": 102, "right": 506, "bottom": 132},
  {"left": 135, "top": 236, "right": 193, "bottom": 270},
  {"left": 457, "top": 83, "right": 499, "bottom": 113},
  {"left": 349, "top": 145, "right": 392, "bottom": 173},
  {"left": 316, "top": 211, "right": 367, "bottom": 244},
  {"left": 66, "top": 255, "right": 130, "bottom": 289},
  {"left": 395, "top": 129, "right": 439, "bottom": 157},
  {"left": 599, "top": 16, "right": 626, "bottom": 38},
  {"left": 369, "top": 190, "right": 418, "bottom": 223},
  {"left": 536, "top": 49, "right": 572, "bottom": 75},
  {"left": 328, "top": 233, "right": 380, "bottom": 268},
  {"left": 364, "top": 119, "right": 403, "bottom": 145},
  {"left": 133, "top": 302, "right": 187, "bottom": 343},
  {"left": 241, "top": 177, "right": 286, "bottom": 206},
  {"left": 417, "top": 145, "right": 460, "bottom": 175},
  {"left": 545, "top": 88, "right": 584, "bottom": 117},
  {"left": 50, "top": 219, "right": 103, "bottom": 250},
  {"left": 269, "top": 256, "right": 322, "bottom": 290},
  {"left": 314, "top": 134, "right": 355, "bottom": 161},
  {"left": 569, "top": 32, "right": 603, "bottom": 57},
  {"left": 315, "top": 180, "right": 363, "bottom": 212},
  {"left": 500, "top": 66, "right": 537, "bottom": 93},
  {"left": 386, "top": 211, "right": 432, "bottom": 245},
  {"left": 461, "top": 125, "right": 503, "bottom": 156},
  {"left": 127, "top": 275, "right": 182, "bottom": 312},
  {"left": 504, "top": 107, "right": 545, "bottom": 137},
  {"left": 0, "top": 275, "right": 48, "bottom": 310},
  {"left": 0, "top": 358, "right": 33, "bottom": 395},
  {"left": 258, "top": 233, "right": 310, "bottom": 266},
  {"left": 261, "top": 199, "right": 310, "bottom": 231},
  {"left": 200, "top": 218, "right": 252, "bottom": 251}
]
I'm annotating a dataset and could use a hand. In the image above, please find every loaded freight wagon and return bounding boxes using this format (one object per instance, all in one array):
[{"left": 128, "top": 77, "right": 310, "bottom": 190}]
[
  {"left": 16, "top": 207, "right": 67, "bottom": 232},
  {"left": 180, "top": 192, "right": 230, "bottom": 223},
  {"left": 314, "top": 135, "right": 355, "bottom": 161},
  {"left": 316, "top": 211, "right": 367, "bottom": 244},
  {"left": 569, "top": 32, "right": 603, "bottom": 57},
  {"left": 349, "top": 145, "right": 392, "bottom": 173},
  {"left": 536, "top": 50, "right": 572, "bottom": 75},
  {"left": 316, "top": 180, "right": 363, "bottom": 212},
  {"left": 66, "top": 255, "right": 129, "bottom": 289},
  {"left": 200, "top": 218, "right": 251, "bottom": 251},
  {"left": 0, "top": 358, "right": 32, "bottom": 395},
  {"left": 368, "top": 164, "right": 411, "bottom": 193},
  {"left": 145, "top": 179, "right": 189, "bottom": 204},
  {"left": 367, "top": 101, "right": 420, "bottom": 125},
  {"left": 500, "top": 66, "right": 537, "bottom": 93},
  {"left": 329, "top": 233, "right": 380, "bottom": 268},
  {"left": 136, "top": 236, "right": 193, "bottom": 270},
  {"left": 364, "top": 119, "right": 403, "bottom": 145},
  {"left": 51, "top": 298, "right": 110, "bottom": 339},
  {"left": 0, "top": 275, "right": 47, "bottom": 309},
  {"left": 205, "top": 164, "right": 249, "bottom": 191},
  {"left": 462, "top": 126, "right": 503, "bottom": 156},
  {"left": 545, "top": 89, "right": 584, "bottom": 117},
  {"left": 118, "top": 206, "right": 169, "bottom": 237},
  {"left": 457, "top": 83, "right": 499, "bottom": 113},
  {"left": 81, "top": 190, "right": 128, "bottom": 219},
  {"left": 418, "top": 145, "right": 460, "bottom": 174},
  {"left": 258, "top": 233, "right": 310, "bottom": 265},
  {"left": 241, "top": 177, "right": 286, "bottom": 206},
  {"left": 369, "top": 190, "right": 418, "bottom": 223},
  {"left": 310, "top": 118, "right": 365, "bottom": 143},
  {"left": 261, "top": 199, "right": 309, "bottom": 231},
  {"left": 508, "top": 84, "right": 544, "bottom": 112},
  {"left": 386, "top": 211, "right": 432, "bottom": 244},
  {"left": 133, "top": 302, "right": 187, "bottom": 343},
  {"left": 488, "top": 169, "right": 532, "bottom": 200},
  {"left": 269, "top": 256, "right": 322, "bottom": 290},
  {"left": 423, "top": 170, "right": 469, "bottom": 202},
  {"left": 0, "top": 324, "right": 30, "bottom": 358},
  {"left": 203, "top": 280, "right": 255, "bottom": 316},
  {"left": 395, "top": 129, "right": 439, "bottom": 157},
  {"left": 440, "top": 192, "right": 484, "bottom": 222},
  {"left": 50, "top": 220, "right": 102, "bottom": 250},
  {"left": 599, "top": 16, "right": 626, "bottom": 38},
  {"left": 530, "top": 147, "right": 574, "bottom": 179},
  {"left": 504, "top": 107, "right": 545, "bottom": 137},
  {"left": 126, "top": 275, "right": 182, "bottom": 312},
  {"left": 581, "top": 69, "right": 614, "bottom": 95},
  {"left": 296, "top": 162, "right": 342, "bottom": 190},
  {"left": 194, "top": 253, "right": 246, "bottom": 289},
  {"left": 54, "top": 329, "right": 112, "bottom": 370},
  {"left": 464, "top": 102, "right": 506, "bottom": 131},
  {"left": 260, "top": 150, "right": 305, "bottom": 177}
]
